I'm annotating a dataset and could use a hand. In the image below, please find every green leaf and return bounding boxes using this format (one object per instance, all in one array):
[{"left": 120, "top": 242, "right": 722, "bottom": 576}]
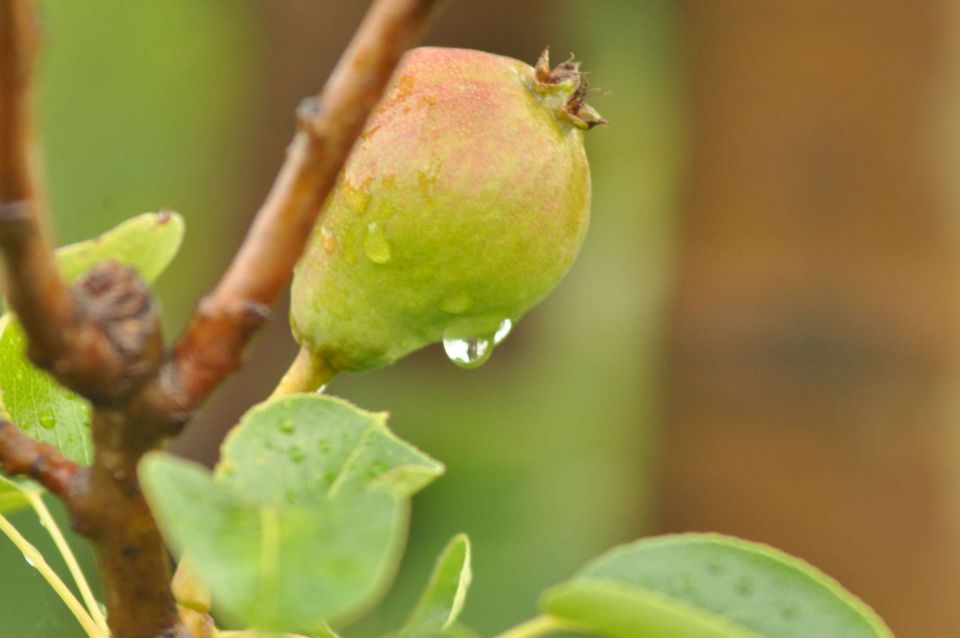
[
  {"left": 0, "top": 475, "right": 31, "bottom": 514},
  {"left": 216, "top": 394, "right": 444, "bottom": 504},
  {"left": 399, "top": 534, "right": 472, "bottom": 637},
  {"left": 312, "top": 623, "right": 343, "bottom": 638},
  {"left": 55, "top": 210, "right": 185, "bottom": 283},
  {"left": 141, "top": 453, "right": 408, "bottom": 634},
  {"left": 0, "top": 212, "right": 184, "bottom": 465},
  {"left": 541, "top": 533, "right": 893, "bottom": 638},
  {"left": 0, "top": 317, "right": 93, "bottom": 463}
]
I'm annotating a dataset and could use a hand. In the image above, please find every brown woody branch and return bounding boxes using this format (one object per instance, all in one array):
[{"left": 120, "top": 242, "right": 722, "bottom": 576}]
[
  {"left": 0, "top": 1, "right": 442, "bottom": 637},
  {"left": 0, "top": 1, "right": 142, "bottom": 403},
  {"left": 0, "top": 421, "right": 81, "bottom": 500},
  {"left": 140, "top": 0, "right": 443, "bottom": 425}
]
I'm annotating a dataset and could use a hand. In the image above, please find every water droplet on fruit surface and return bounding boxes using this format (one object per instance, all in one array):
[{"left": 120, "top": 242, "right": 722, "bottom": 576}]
[
  {"left": 363, "top": 223, "right": 392, "bottom": 264},
  {"left": 343, "top": 181, "right": 370, "bottom": 215},
  {"left": 493, "top": 318, "right": 513, "bottom": 344},
  {"left": 279, "top": 417, "right": 295, "bottom": 434},
  {"left": 443, "top": 335, "right": 493, "bottom": 368},
  {"left": 38, "top": 413, "right": 55, "bottom": 430},
  {"left": 321, "top": 226, "right": 335, "bottom": 253},
  {"left": 439, "top": 292, "right": 473, "bottom": 314}
]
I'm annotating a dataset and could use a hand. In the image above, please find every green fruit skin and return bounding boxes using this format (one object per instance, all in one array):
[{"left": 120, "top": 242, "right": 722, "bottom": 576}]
[{"left": 291, "top": 47, "right": 591, "bottom": 372}]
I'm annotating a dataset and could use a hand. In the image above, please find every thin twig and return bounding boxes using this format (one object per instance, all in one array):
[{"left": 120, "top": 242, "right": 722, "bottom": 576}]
[
  {"left": 0, "top": 421, "right": 80, "bottom": 500},
  {"left": 142, "top": 0, "right": 443, "bottom": 423}
]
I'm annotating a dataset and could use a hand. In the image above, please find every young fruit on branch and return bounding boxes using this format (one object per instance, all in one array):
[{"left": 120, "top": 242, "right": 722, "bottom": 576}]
[{"left": 289, "top": 47, "right": 603, "bottom": 383}]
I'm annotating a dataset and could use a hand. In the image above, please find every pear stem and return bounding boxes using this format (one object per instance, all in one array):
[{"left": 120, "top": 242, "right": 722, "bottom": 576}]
[{"left": 269, "top": 347, "right": 337, "bottom": 398}]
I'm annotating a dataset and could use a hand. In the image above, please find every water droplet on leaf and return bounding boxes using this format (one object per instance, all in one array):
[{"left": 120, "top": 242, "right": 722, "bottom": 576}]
[
  {"left": 363, "top": 223, "right": 392, "bottom": 264},
  {"left": 494, "top": 318, "right": 513, "bottom": 344},
  {"left": 676, "top": 575, "right": 696, "bottom": 595},
  {"left": 279, "top": 418, "right": 295, "bottom": 434},
  {"left": 38, "top": 413, "right": 55, "bottom": 430},
  {"left": 780, "top": 604, "right": 798, "bottom": 620},
  {"left": 443, "top": 335, "right": 493, "bottom": 368},
  {"left": 290, "top": 448, "right": 304, "bottom": 463},
  {"left": 23, "top": 555, "right": 36, "bottom": 568}
]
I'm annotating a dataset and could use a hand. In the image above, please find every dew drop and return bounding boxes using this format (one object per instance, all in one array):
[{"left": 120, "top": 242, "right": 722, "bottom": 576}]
[
  {"left": 279, "top": 417, "right": 295, "bottom": 434},
  {"left": 343, "top": 182, "right": 370, "bottom": 214},
  {"left": 443, "top": 336, "right": 493, "bottom": 369},
  {"left": 363, "top": 223, "right": 392, "bottom": 264},
  {"left": 23, "top": 555, "right": 36, "bottom": 568},
  {"left": 494, "top": 318, "right": 513, "bottom": 345},
  {"left": 290, "top": 448, "right": 304, "bottom": 463},
  {"left": 321, "top": 226, "right": 335, "bottom": 253},
  {"left": 38, "top": 413, "right": 56, "bottom": 430},
  {"left": 439, "top": 292, "right": 473, "bottom": 314},
  {"left": 779, "top": 604, "right": 798, "bottom": 620},
  {"left": 676, "top": 575, "right": 697, "bottom": 595},
  {"left": 316, "top": 385, "right": 327, "bottom": 394},
  {"left": 367, "top": 461, "right": 389, "bottom": 478}
]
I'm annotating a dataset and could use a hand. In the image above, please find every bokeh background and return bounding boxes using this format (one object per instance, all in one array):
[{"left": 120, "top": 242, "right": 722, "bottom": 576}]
[{"left": 2, "top": 1, "right": 959, "bottom": 636}]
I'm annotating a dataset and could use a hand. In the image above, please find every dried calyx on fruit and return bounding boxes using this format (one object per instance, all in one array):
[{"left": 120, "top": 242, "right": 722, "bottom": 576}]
[{"left": 284, "top": 46, "right": 604, "bottom": 392}]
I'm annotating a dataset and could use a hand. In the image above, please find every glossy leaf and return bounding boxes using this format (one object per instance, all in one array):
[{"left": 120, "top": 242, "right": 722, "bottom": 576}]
[
  {"left": 399, "top": 534, "right": 472, "bottom": 637},
  {"left": 0, "top": 212, "right": 184, "bottom": 464},
  {"left": 141, "top": 453, "right": 407, "bottom": 634},
  {"left": 0, "top": 317, "right": 93, "bottom": 464},
  {"left": 216, "top": 394, "right": 444, "bottom": 504},
  {"left": 542, "top": 533, "right": 892, "bottom": 638}
]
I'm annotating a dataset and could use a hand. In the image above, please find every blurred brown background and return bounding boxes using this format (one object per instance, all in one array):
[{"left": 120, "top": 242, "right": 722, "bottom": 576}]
[{"left": 2, "top": 1, "right": 959, "bottom": 636}]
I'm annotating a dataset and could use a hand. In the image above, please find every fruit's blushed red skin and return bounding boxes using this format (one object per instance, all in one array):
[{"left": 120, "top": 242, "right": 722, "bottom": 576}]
[{"left": 291, "top": 47, "right": 593, "bottom": 373}]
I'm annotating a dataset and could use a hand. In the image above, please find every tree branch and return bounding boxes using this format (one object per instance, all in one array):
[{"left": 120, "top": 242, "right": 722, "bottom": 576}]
[
  {"left": 0, "top": 421, "right": 80, "bottom": 500},
  {"left": 142, "top": 0, "right": 443, "bottom": 424},
  {"left": 0, "top": 1, "right": 143, "bottom": 403},
  {"left": 1, "top": 1, "right": 444, "bottom": 637},
  {"left": 0, "top": 1, "right": 72, "bottom": 362}
]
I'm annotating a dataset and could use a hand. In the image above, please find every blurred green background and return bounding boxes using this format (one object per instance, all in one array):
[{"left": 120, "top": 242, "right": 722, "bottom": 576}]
[
  {"left": 0, "top": 1, "right": 682, "bottom": 636},
  {"left": 7, "top": 2, "right": 960, "bottom": 637}
]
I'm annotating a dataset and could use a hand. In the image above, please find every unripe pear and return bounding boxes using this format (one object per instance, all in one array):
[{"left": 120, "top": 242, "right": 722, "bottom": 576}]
[{"left": 289, "top": 46, "right": 603, "bottom": 378}]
